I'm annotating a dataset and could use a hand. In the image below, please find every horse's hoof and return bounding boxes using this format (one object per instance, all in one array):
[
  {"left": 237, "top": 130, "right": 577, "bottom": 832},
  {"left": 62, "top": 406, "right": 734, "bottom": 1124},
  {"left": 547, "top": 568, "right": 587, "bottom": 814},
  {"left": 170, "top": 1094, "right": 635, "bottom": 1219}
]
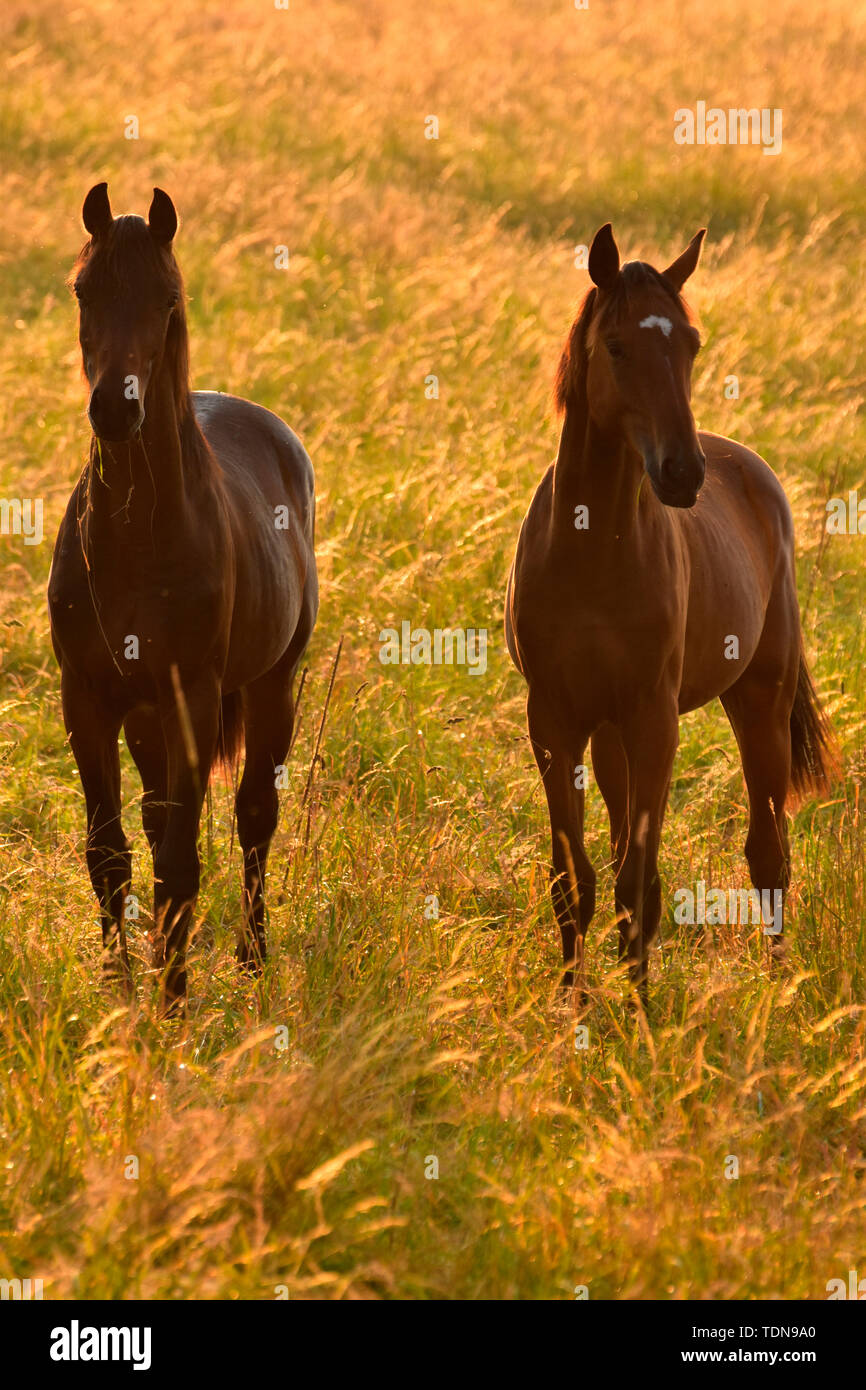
[
  {"left": 158, "top": 992, "right": 187, "bottom": 1021},
  {"left": 236, "top": 937, "right": 266, "bottom": 973},
  {"left": 629, "top": 983, "right": 650, "bottom": 1015},
  {"left": 767, "top": 936, "right": 787, "bottom": 969},
  {"left": 155, "top": 965, "right": 188, "bottom": 1019},
  {"left": 558, "top": 970, "right": 588, "bottom": 1010},
  {"left": 236, "top": 953, "right": 265, "bottom": 977},
  {"left": 101, "top": 953, "right": 133, "bottom": 997}
]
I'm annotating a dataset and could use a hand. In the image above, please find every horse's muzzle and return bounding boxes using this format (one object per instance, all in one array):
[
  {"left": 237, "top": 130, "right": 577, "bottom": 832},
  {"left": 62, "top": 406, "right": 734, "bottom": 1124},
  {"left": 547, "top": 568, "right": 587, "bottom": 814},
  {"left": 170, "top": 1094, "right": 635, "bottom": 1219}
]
[
  {"left": 647, "top": 447, "right": 706, "bottom": 509},
  {"left": 88, "top": 384, "right": 145, "bottom": 443}
]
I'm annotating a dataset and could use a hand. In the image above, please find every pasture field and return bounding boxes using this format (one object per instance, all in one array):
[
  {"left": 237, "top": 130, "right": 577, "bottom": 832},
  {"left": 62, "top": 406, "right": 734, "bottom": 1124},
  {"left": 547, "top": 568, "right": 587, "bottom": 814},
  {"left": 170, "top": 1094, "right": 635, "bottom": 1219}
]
[{"left": 1, "top": 0, "right": 865, "bottom": 1300}]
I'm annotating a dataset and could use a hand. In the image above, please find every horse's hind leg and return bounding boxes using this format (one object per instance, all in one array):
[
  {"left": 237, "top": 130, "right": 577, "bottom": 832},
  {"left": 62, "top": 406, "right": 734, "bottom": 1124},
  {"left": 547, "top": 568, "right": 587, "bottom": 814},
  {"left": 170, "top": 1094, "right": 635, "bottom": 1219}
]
[
  {"left": 721, "top": 671, "right": 794, "bottom": 959},
  {"left": 61, "top": 672, "right": 132, "bottom": 990},
  {"left": 235, "top": 660, "right": 297, "bottom": 972},
  {"left": 527, "top": 694, "right": 595, "bottom": 993},
  {"left": 591, "top": 722, "right": 629, "bottom": 876}
]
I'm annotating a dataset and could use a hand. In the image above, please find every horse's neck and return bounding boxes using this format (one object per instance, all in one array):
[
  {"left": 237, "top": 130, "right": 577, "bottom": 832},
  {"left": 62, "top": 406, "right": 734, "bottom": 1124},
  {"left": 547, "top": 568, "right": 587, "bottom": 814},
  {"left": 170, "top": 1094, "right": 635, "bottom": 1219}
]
[
  {"left": 551, "top": 403, "right": 645, "bottom": 546},
  {"left": 85, "top": 377, "right": 199, "bottom": 546}
]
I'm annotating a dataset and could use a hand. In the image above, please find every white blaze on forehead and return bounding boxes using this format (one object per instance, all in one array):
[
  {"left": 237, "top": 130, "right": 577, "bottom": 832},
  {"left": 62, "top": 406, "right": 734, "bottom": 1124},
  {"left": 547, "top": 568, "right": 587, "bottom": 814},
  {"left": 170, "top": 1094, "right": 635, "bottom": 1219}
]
[{"left": 639, "top": 314, "right": 673, "bottom": 337}]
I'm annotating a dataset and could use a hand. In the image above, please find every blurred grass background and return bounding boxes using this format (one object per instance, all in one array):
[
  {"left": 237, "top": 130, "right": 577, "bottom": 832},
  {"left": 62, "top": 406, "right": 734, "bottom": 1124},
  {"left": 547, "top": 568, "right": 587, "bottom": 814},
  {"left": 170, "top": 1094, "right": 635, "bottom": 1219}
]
[{"left": 0, "top": 0, "right": 864, "bottom": 1298}]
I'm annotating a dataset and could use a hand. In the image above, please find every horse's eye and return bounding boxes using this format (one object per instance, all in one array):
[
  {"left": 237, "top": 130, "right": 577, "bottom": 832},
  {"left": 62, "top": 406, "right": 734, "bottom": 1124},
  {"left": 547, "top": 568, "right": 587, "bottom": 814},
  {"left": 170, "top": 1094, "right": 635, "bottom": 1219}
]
[
  {"left": 167, "top": 293, "right": 179, "bottom": 309},
  {"left": 606, "top": 340, "right": 626, "bottom": 361}
]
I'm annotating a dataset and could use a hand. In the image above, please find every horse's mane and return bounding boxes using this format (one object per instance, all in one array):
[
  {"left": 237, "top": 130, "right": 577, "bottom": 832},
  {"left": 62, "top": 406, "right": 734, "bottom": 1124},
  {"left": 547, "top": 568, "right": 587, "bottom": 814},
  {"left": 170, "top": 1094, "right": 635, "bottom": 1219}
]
[
  {"left": 553, "top": 261, "right": 691, "bottom": 415},
  {"left": 69, "top": 216, "right": 202, "bottom": 448}
]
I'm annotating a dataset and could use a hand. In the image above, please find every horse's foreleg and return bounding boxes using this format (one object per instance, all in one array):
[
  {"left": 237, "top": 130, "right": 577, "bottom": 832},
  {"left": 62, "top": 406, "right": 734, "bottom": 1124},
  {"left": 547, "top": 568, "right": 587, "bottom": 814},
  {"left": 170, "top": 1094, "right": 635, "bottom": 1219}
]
[
  {"left": 152, "top": 675, "right": 220, "bottom": 1016},
  {"left": 235, "top": 665, "right": 296, "bottom": 972},
  {"left": 591, "top": 723, "right": 630, "bottom": 874},
  {"left": 61, "top": 672, "right": 132, "bottom": 990},
  {"left": 124, "top": 707, "right": 168, "bottom": 860},
  {"left": 615, "top": 706, "right": 679, "bottom": 1004},
  {"left": 528, "top": 695, "right": 595, "bottom": 995}
]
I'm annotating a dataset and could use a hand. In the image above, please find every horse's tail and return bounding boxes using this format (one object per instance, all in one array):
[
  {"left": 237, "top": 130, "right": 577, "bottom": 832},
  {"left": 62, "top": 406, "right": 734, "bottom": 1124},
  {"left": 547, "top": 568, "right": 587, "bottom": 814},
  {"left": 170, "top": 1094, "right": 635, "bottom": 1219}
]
[
  {"left": 790, "top": 642, "right": 838, "bottom": 800},
  {"left": 216, "top": 689, "right": 245, "bottom": 771}
]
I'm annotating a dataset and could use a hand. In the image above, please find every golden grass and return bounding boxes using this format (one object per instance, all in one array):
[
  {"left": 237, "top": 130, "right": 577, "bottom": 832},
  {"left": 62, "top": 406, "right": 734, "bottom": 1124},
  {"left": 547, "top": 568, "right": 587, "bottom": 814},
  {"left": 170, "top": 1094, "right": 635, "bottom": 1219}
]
[{"left": 0, "top": 0, "right": 865, "bottom": 1299}]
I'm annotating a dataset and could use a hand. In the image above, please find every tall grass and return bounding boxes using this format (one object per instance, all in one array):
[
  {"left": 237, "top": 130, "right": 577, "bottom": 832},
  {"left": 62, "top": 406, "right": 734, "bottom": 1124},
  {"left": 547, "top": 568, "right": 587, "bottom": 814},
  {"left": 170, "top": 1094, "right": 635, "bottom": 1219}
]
[{"left": 0, "top": 0, "right": 864, "bottom": 1298}]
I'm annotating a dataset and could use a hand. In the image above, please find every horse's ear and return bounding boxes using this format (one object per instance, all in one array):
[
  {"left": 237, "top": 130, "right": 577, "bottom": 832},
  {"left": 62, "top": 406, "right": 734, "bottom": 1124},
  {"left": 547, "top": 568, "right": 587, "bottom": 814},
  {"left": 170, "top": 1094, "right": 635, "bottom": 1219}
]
[
  {"left": 147, "top": 188, "right": 178, "bottom": 246},
  {"left": 662, "top": 229, "right": 706, "bottom": 292},
  {"left": 588, "top": 223, "right": 620, "bottom": 290},
  {"left": 82, "top": 182, "right": 113, "bottom": 239}
]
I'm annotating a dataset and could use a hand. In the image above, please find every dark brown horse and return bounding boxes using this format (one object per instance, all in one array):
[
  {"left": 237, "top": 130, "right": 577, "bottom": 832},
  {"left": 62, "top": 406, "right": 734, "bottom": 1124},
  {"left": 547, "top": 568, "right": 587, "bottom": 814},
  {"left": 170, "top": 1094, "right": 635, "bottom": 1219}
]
[
  {"left": 505, "top": 223, "right": 834, "bottom": 1001},
  {"left": 49, "top": 183, "right": 318, "bottom": 1013}
]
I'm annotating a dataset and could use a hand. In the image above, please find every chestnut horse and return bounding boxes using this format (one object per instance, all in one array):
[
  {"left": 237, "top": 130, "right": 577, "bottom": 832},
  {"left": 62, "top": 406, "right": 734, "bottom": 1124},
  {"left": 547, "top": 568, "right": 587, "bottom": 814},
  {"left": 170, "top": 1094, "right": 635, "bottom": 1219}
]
[
  {"left": 49, "top": 184, "right": 318, "bottom": 1013},
  {"left": 505, "top": 223, "right": 834, "bottom": 1001}
]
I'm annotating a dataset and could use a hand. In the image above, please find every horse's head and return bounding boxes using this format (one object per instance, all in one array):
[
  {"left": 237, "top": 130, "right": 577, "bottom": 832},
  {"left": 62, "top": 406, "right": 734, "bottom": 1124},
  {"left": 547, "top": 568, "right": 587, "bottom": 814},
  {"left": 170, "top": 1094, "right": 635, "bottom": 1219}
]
[
  {"left": 568, "top": 223, "right": 707, "bottom": 509},
  {"left": 71, "top": 183, "right": 184, "bottom": 443}
]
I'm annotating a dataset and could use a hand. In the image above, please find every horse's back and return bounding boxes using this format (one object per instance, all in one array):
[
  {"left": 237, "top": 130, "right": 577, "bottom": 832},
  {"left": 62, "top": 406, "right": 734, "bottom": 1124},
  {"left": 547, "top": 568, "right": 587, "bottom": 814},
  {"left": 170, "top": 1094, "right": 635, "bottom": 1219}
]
[{"left": 192, "top": 391, "right": 314, "bottom": 532}]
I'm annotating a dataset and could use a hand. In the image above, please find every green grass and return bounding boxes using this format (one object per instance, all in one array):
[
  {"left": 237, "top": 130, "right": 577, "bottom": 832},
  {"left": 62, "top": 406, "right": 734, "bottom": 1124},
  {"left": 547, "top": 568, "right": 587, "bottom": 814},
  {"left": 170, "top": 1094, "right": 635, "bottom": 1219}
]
[{"left": 0, "top": 0, "right": 864, "bottom": 1299}]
